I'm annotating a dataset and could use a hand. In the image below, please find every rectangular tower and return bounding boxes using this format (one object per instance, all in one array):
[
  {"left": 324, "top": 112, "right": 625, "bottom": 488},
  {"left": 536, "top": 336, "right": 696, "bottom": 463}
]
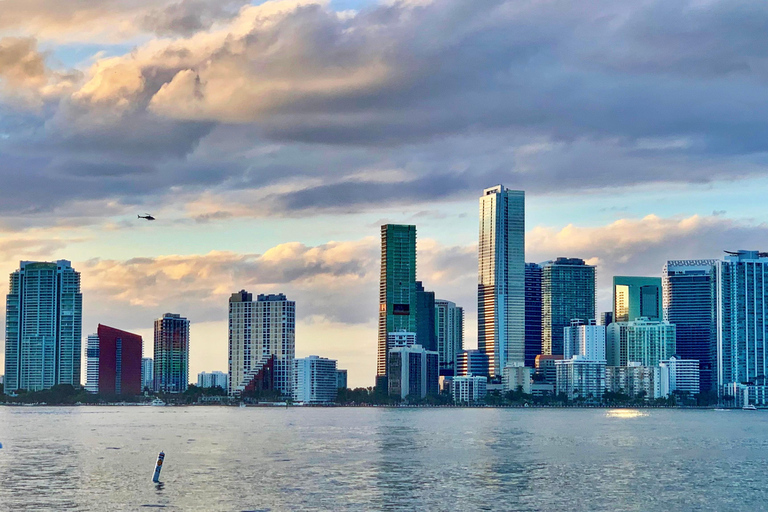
[
  {"left": 478, "top": 185, "right": 525, "bottom": 378},
  {"left": 377, "top": 224, "right": 417, "bottom": 390},
  {"left": 254, "top": 293, "right": 296, "bottom": 397},
  {"left": 154, "top": 313, "right": 190, "bottom": 393},
  {"left": 435, "top": 299, "right": 464, "bottom": 376},
  {"left": 228, "top": 289, "right": 254, "bottom": 396},
  {"left": 613, "top": 276, "right": 662, "bottom": 322},
  {"left": 415, "top": 281, "right": 436, "bottom": 351},
  {"left": 96, "top": 324, "right": 143, "bottom": 396},
  {"left": 541, "top": 258, "right": 596, "bottom": 356},
  {"left": 524, "top": 262, "right": 542, "bottom": 367},
  {"left": 4, "top": 260, "right": 82, "bottom": 394}
]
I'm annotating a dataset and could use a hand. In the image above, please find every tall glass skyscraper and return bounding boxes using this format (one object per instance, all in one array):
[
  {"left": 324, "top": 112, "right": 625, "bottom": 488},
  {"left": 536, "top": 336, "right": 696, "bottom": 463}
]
[
  {"left": 435, "top": 299, "right": 464, "bottom": 376},
  {"left": 4, "top": 260, "right": 82, "bottom": 394},
  {"left": 415, "top": 281, "right": 436, "bottom": 352},
  {"left": 377, "top": 224, "right": 417, "bottom": 389},
  {"left": 541, "top": 258, "right": 596, "bottom": 356},
  {"left": 524, "top": 262, "right": 542, "bottom": 367},
  {"left": 662, "top": 259, "right": 717, "bottom": 393},
  {"left": 154, "top": 313, "right": 190, "bottom": 393},
  {"left": 613, "top": 276, "right": 661, "bottom": 322},
  {"left": 478, "top": 185, "right": 525, "bottom": 378}
]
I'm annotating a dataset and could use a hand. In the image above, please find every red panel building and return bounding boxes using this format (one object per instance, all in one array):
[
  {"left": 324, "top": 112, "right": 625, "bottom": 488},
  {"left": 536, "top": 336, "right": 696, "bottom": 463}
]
[{"left": 97, "top": 324, "right": 143, "bottom": 396}]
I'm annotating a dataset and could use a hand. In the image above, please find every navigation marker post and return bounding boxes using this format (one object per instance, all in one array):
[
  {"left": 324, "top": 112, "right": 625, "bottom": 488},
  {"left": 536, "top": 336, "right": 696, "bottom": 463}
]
[{"left": 152, "top": 451, "right": 165, "bottom": 482}]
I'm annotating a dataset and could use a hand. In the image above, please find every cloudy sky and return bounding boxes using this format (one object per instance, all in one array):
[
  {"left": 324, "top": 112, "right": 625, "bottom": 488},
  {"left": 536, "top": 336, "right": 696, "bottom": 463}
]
[{"left": 1, "top": 0, "right": 768, "bottom": 387}]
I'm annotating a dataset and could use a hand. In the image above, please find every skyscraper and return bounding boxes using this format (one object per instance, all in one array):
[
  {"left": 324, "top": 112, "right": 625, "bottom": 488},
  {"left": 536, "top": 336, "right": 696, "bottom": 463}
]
[
  {"left": 154, "top": 313, "right": 190, "bottom": 393},
  {"left": 141, "top": 358, "right": 154, "bottom": 392},
  {"left": 377, "top": 224, "right": 417, "bottom": 390},
  {"left": 613, "top": 276, "right": 662, "bottom": 322},
  {"left": 662, "top": 259, "right": 717, "bottom": 393},
  {"left": 4, "top": 260, "right": 82, "bottom": 394},
  {"left": 607, "top": 319, "right": 676, "bottom": 367},
  {"left": 524, "top": 262, "right": 542, "bottom": 367},
  {"left": 387, "top": 344, "right": 439, "bottom": 399},
  {"left": 435, "top": 299, "right": 464, "bottom": 376},
  {"left": 229, "top": 289, "right": 254, "bottom": 396},
  {"left": 478, "top": 185, "right": 525, "bottom": 377},
  {"left": 715, "top": 251, "right": 768, "bottom": 398},
  {"left": 415, "top": 281, "right": 436, "bottom": 351},
  {"left": 541, "top": 258, "right": 596, "bottom": 356},
  {"left": 94, "top": 324, "right": 143, "bottom": 396},
  {"left": 85, "top": 333, "right": 100, "bottom": 393}
]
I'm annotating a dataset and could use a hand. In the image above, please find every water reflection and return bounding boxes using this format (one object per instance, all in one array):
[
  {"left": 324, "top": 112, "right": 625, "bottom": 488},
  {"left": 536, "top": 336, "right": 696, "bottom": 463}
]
[{"left": 606, "top": 409, "right": 650, "bottom": 419}]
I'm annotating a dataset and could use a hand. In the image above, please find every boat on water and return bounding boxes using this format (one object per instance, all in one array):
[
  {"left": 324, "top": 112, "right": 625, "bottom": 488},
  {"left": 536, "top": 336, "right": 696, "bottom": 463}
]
[
  {"left": 742, "top": 404, "right": 757, "bottom": 411},
  {"left": 151, "top": 398, "right": 166, "bottom": 406}
]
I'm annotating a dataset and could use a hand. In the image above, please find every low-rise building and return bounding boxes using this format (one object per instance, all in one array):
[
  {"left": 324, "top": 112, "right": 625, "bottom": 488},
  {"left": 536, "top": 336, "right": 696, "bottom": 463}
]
[
  {"left": 335, "top": 369, "right": 348, "bottom": 390},
  {"left": 535, "top": 354, "right": 563, "bottom": 384},
  {"left": 502, "top": 363, "right": 533, "bottom": 394},
  {"left": 451, "top": 376, "right": 487, "bottom": 404},
  {"left": 606, "top": 363, "right": 661, "bottom": 399},
  {"left": 198, "top": 371, "right": 228, "bottom": 390},
  {"left": 293, "top": 356, "right": 338, "bottom": 404}
]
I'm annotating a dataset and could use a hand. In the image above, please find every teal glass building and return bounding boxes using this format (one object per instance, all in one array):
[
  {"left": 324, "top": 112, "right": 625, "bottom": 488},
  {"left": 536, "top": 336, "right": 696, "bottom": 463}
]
[{"left": 541, "top": 258, "right": 596, "bottom": 356}]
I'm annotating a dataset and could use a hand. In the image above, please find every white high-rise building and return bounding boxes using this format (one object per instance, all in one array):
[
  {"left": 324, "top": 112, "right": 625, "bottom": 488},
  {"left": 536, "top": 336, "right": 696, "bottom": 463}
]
[
  {"left": 4, "top": 260, "right": 83, "bottom": 394},
  {"left": 564, "top": 319, "right": 606, "bottom": 361},
  {"left": 293, "top": 356, "right": 338, "bottom": 404},
  {"left": 606, "top": 363, "right": 661, "bottom": 399},
  {"left": 85, "top": 333, "right": 100, "bottom": 393},
  {"left": 141, "top": 358, "right": 154, "bottom": 392},
  {"left": 197, "top": 371, "right": 228, "bottom": 390},
  {"left": 660, "top": 356, "right": 700, "bottom": 397},
  {"left": 607, "top": 318, "right": 676, "bottom": 367},
  {"left": 478, "top": 185, "right": 525, "bottom": 377},
  {"left": 435, "top": 300, "right": 464, "bottom": 376},
  {"left": 229, "top": 291, "right": 295, "bottom": 397}
]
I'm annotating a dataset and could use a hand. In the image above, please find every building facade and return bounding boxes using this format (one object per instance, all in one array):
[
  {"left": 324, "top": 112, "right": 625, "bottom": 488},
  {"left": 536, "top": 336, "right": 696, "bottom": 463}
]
[
  {"left": 293, "top": 356, "right": 338, "bottom": 404},
  {"left": 451, "top": 376, "right": 487, "bottom": 404},
  {"left": 4, "top": 260, "right": 83, "bottom": 394},
  {"left": 555, "top": 357, "right": 606, "bottom": 401},
  {"left": 85, "top": 333, "right": 100, "bottom": 393},
  {"left": 154, "top": 313, "right": 190, "bottom": 393},
  {"left": 662, "top": 260, "right": 717, "bottom": 393},
  {"left": 415, "top": 281, "right": 436, "bottom": 351},
  {"left": 96, "top": 324, "right": 143, "bottom": 396},
  {"left": 659, "top": 356, "right": 700, "bottom": 398},
  {"left": 607, "top": 319, "right": 676, "bottom": 367},
  {"left": 541, "top": 258, "right": 596, "bottom": 357},
  {"left": 606, "top": 363, "right": 661, "bottom": 399},
  {"left": 198, "top": 371, "right": 228, "bottom": 389},
  {"left": 502, "top": 363, "right": 533, "bottom": 394},
  {"left": 456, "top": 349, "right": 490, "bottom": 377},
  {"left": 524, "top": 262, "right": 543, "bottom": 368},
  {"left": 613, "top": 276, "right": 662, "bottom": 323},
  {"left": 435, "top": 300, "right": 464, "bottom": 377},
  {"left": 388, "top": 344, "right": 439, "bottom": 399},
  {"left": 478, "top": 185, "right": 525, "bottom": 378},
  {"left": 534, "top": 354, "right": 563, "bottom": 385},
  {"left": 563, "top": 319, "right": 606, "bottom": 361},
  {"left": 378, "top": 225, "right": 418, "bottom": 390},
  {"left": 141, "top": 358, "right": 154, "bottom": 392},
  {"left": 335, "top": 369, "right": 348, "bottom": 390}
]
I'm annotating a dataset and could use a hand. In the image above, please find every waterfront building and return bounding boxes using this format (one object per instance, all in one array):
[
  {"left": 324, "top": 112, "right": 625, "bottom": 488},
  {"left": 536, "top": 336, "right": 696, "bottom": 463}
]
[
  {"left": 502, "top": 363, "right": 533, "bottom": 394},
  {"left": 555, "top": 356, "right": 606, "bottom": 401},
  {"left": 229, "top": 291, "right": 296, "bottom": 397},
  {"left": 293, "top": 356, "right": 338, "bottom": 404},
  {"left": 563, "top": 319, "right": 606, "bottom": 361},
  {"left": 388, "top": 344, "right": 439, "bottom": 399},
  {"left": 415, "top": 281, "right": 436, "bottom": 351},
  {"left": 95, "top": 324, "right": 143, "bottom": 396},
  {"left": 607, "top": 319, "right": 676, "bottom": 367},
  {"left": 198, "top": 371, "right": 228, "bottom": 390},
  {"left": 85, "top": 333, "right": 99, "bottom": 393},
  {"left": 141, "top": 358, "right": 154, "bottom": 392},
  {"left": 478, "top": 185, "right": 525, "bottom": 378},
  {"left": 725, "top": 383, "right": 768, "bottom": 407},
  {"left": 377, "top": 225, "right": 418, "bottom": 390},
  {"left": 4, "top": 260, "right": 82, "bottom": 394},
  {"left": 524, "top": 262, "right": 543, "bottom": 368},
  {"left": 714, "top": 251, "right": 768, "bottom": 398},
  {"left": 451, "top": 376, "right": 487, "bottom": 404},
  {"left": 435, "top": 299, "right": 464, "bottom": 376},
  {"left": 534, "top": 354, "right": 563, "bottom": 384},
  {"left": 606, "top": 363, "right": 661, "bottom": 399},
  {"left": 599, "top": 312, "right": 613, "bottom": 326},
  {"left": 662, "top": 259, "right": 717, "bottom": 393},
  {"left": 335, "top": 369, "right": 348, "bottom": 389},
  {"left": 154, "top": 313, "right": 190, "bottom": 393},
  {"left": 541, "top": 258, "right": 596, "bottom": 356},
  {"left": 613, "top": 276, "right": 662, "bottom": 322},
  {"left": 456, "top": 349, "right": 490, "bottom": 377},
  {"left": 659, "top": 356, "right": 700, "bottom": 398}
]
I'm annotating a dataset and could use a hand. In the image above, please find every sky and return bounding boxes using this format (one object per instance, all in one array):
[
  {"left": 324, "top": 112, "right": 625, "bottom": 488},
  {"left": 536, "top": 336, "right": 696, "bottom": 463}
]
[{"left": 2, "top": 0, "right": 768, "bottom": 388}]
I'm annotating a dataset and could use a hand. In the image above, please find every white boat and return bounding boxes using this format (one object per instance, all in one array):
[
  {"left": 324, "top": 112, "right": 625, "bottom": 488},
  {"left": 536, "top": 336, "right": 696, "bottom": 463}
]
[
  {"left": 151, "top": 398, "right": 166, "bottom": 406},
  {"left": 743, "top": 404, "right": 757, "bottom": 411}
]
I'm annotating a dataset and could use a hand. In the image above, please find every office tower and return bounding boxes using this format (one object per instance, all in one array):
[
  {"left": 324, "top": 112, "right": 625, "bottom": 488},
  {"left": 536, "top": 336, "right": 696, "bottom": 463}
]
[
  {"left": 4, "top": 260, "right": 82, "bottom": 394},
  {"left": 456, "top": 349, "right": 490, "bottom": 377},
  {"left": 435, "top": 299, "right": 464, "bottom": 376},
  {"left": 524, "top": 263, "right": 542, "bottom": 368},
  {"left": 388, "top": 344, "right": 439, "bottom": 399},
  {"left": 335, "top": 369, "right": 348, "bottom": 389},
  {"left": 377, "top": 225, "right": 417, "bottom": 390},
  {"left": 715, "top": 251, "right": 768, "bottom": 399},
  {"left": 95, "top": 324, "right": 143, "bottom": 396},
  {"left": 534, "top": 354, "right": 563, "bottom": 384},
  {"left": 197, "top": 371, "right": 228, "bottom": 389},
  {"left": 85, "top": 333, "right": 100, "bottom": 393},
  {"left": 293, "top": 356, "right": 338, "bottom": 404},
  {"left": 154, "top": 313, "right": 190, "bottom": 393},
  {"left": 607, "top": 319, "right": 676, "bottom": 367},
  {"left": 387, "top": 331, "right": 417, "bottom": 348},
  {"left": 229, "top": 291, "right": 296, "bottom": 397},
  {"left": 606, "top": 363, "right": 661, "bottom": 399},
  {"left": 141, "top": 358, "right": 154, "bottom": 391},
  {"left": 659, "top": 356, "right": 700, "bottom": 398},
  {"left": 599, "top": 312, "right": 613, "bottom": 326},
  {"left": 415, "top": 281, "right": 437, "bottom": 351},
  {"left": 451, "top": 376, "right": 487, "bottom": 403},
  {"left": 613, "top": 276, "right": 662, "bottom": 322},
  {"left": 541, "top": 258, "right": 596, "bottom": 357},
  {"left": 563, "top": 319, "right": 606, "bottom": 361},
  {"left": 478, "top": 185, "right": 525, "bottom": 378},
  {"left": 555, "top": 357, "right": 606, "bottom": 400},
  {"left": 662, "top": 259, "right": 717, "bottom": 393},
  {"left": 502, "top": 363, "right": 533, "bottom": 393}
]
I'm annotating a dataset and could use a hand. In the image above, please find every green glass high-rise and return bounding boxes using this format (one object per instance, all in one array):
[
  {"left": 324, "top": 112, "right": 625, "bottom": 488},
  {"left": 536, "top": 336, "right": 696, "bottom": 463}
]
[
  {"left": 541, "top": 258, "right": 596, "bottom": 356},
  {"left": 377, "top": 225, "right": 417, "bottom": 390},
  {"left": 613, "top": 276, "right": 661, "bottom": 322}
]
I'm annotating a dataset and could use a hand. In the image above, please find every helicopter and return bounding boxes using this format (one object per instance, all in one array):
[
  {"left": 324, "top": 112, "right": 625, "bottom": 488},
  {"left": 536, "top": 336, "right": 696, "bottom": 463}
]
[{"left": 138, "top": 213, "right": 156, "bottom": 221}]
